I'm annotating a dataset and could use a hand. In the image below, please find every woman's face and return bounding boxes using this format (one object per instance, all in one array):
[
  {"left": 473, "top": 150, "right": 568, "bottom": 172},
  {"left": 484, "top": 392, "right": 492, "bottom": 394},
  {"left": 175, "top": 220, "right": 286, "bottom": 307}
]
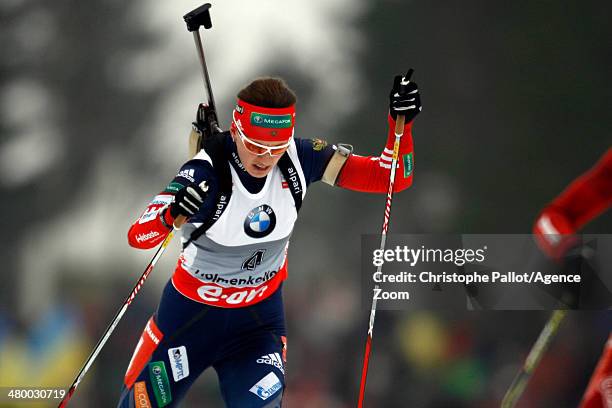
[{"left": 231, "top": 128, "right": 290, "bottom": 178}]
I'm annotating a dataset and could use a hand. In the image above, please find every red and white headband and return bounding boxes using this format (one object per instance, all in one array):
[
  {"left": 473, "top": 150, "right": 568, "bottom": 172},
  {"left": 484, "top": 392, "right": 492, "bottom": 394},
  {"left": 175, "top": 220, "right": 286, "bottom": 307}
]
[{"left": 231, "top": 98, "right": 295, "bottom": 142}]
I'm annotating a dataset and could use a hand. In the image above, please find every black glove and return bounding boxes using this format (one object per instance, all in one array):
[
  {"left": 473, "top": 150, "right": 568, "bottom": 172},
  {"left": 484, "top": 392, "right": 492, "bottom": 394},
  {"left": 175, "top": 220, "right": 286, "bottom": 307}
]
[
  {"left": 169, "top": 182, "right": 208, "bottom": 219},
  {"left": 389, "top": 69, "right": 422, "bottom": 123}
]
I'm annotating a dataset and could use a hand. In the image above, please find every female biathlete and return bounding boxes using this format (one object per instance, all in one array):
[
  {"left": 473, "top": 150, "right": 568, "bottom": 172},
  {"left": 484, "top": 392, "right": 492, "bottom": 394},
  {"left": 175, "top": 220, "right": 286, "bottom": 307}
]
[{"left": 117, "top": 72, "right": 421, "bottom": 407}]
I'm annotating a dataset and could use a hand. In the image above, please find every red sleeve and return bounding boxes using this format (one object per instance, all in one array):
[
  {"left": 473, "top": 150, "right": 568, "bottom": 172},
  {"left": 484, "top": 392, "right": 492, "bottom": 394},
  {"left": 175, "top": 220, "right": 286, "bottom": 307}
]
[
  {"left": 337, "top": 114, "right": 414, "bottom": 193},
  {"left": 533, "top": 147, "right": 612, "bottom": 257},
  {"left": 127, "top": 193, "right": 175, "bottom": 249},
  {"left": 127, "top": 153, "right": 217, "bottom": 250},
  {"left": 545, "top": 147, "right": 612, "bottom": 230}
]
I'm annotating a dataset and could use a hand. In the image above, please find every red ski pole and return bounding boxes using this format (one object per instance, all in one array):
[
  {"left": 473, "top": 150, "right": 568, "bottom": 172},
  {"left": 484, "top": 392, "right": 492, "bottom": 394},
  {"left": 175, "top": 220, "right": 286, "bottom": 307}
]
[
  {"left": 57, "top": 220, "right": 183, "bottom": 408},
  {"left": 357, "top": 69, "right": 413, "bottom": 408}
]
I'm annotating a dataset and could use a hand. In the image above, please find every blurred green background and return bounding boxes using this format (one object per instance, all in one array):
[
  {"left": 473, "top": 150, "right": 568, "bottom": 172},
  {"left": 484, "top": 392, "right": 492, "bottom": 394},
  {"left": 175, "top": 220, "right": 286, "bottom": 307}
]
[{"left": 1, "top": 0, "right": 610, "bottom": 406}]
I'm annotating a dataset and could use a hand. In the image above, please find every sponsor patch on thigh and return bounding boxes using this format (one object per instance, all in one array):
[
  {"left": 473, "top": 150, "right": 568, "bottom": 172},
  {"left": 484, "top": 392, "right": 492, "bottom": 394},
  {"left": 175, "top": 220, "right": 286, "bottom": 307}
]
[
  {"left": 133, "top": 381, "right": 152, "bottom": 408},
  {"left": 249, "top": 372, "right": 282, "bottom": 401},
  {"left": 149, "top": 361, "right": 172, "bottom": 407},
  {"left": 124, "top": 317, "right": 164, "bottom": 388},
  {"left": 167, "top": 346, "right": 190, "bottom": 382}
]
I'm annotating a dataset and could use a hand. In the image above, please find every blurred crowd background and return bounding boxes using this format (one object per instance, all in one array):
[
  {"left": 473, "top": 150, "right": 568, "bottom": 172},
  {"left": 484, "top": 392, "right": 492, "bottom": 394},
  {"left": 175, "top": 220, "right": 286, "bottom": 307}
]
[{"left": 1, "top": 0, "right": 611, "bottom": 407}]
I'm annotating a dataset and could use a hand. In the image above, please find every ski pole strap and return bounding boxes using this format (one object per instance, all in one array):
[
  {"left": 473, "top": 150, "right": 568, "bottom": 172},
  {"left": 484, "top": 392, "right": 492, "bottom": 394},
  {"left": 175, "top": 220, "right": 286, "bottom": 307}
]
[{"left": 322, "top": 143, "right": 353, "bottom": 186}]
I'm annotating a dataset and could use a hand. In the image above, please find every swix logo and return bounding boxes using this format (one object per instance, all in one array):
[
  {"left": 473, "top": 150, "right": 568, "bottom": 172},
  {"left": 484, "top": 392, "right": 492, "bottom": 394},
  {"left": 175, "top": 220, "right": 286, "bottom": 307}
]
[
  {"left": 256, "top": 353, "right": 284, "bottom": 374},
  {"left": 136, "top": 231, "right": 160, "bottom": 243},
  {"left": 177, "top": 168, "right": 195, "bottom": 182}
]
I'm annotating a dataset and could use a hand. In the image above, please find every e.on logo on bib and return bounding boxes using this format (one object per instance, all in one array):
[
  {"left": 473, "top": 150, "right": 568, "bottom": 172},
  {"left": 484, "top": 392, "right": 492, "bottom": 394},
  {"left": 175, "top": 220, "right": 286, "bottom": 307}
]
[{"left": 196, "top": 284, "right": 269, "bottom": 306}]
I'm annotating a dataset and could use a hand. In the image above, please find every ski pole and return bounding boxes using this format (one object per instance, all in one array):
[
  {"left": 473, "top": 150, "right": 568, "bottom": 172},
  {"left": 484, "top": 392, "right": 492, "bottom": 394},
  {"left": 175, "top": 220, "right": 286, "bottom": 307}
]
[
  {"left": 501, "top": 309, "right": 568, "bottom": 408},
  {"left": 58, "top": 217, "right": 185, "bottom": 407},
  {"left": 501, "top": 243, "right": 594, "bottom": 406},
  {"left": 58, "top": 172, "right": 210, "bottom": 405},
  {"left": 357, "top": 69, "right": 413, "bottom": 408}
]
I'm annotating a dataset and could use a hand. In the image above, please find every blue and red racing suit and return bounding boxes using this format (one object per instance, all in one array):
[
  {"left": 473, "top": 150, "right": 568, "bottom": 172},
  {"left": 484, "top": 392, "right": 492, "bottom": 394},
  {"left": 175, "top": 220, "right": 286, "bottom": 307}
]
[{"left": 118, "top": 115, "right": 415, "bottom": 407}]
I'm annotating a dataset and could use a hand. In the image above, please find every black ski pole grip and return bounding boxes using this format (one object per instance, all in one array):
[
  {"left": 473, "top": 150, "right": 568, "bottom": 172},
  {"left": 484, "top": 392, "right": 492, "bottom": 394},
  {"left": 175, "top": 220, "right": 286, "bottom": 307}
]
[
  {"left": 404, "top": 68, "right": 414, "bottom": 82},
  {"left": 184, "top": 3, "right": 212, "bottom": 32}
]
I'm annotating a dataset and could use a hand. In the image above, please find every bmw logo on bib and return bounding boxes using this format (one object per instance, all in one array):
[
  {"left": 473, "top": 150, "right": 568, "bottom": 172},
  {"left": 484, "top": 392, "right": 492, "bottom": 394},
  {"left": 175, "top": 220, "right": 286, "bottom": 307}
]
[{"left": 244, "top": 205, "right": 277, "bottom": 238}]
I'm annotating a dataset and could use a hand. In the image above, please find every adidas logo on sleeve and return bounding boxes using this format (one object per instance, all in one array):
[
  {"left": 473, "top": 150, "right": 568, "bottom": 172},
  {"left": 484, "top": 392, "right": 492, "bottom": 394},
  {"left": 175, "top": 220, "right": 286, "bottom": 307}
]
[{"left": 176, "top": 168, "right": 195, "bottom": 183}]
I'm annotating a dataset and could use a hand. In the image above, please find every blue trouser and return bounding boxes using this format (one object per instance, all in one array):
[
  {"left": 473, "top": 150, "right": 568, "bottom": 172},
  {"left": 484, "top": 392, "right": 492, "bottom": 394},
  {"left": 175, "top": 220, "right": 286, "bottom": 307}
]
[{"left": 117, "top": 281, "right": 286, "bottom": 407}]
